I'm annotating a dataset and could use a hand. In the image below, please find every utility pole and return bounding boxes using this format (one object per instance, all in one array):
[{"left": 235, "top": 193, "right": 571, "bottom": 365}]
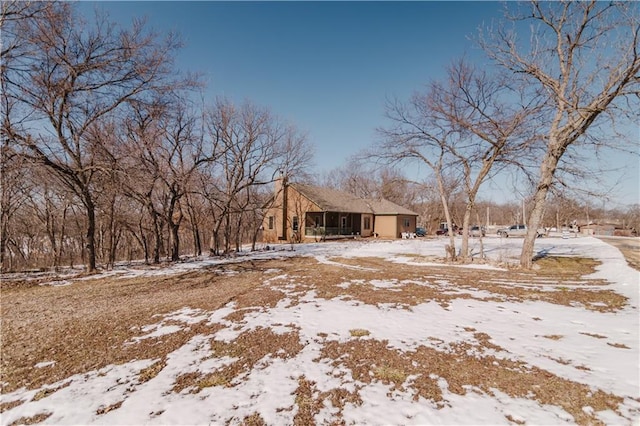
[{"left": 486, "top": 206, "right": 490, "bottom": 228}]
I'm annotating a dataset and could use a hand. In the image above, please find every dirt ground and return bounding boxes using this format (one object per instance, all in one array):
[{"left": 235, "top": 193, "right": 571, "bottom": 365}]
[{"left": 1, "top": 250, "right": 635, "bottom": 425}]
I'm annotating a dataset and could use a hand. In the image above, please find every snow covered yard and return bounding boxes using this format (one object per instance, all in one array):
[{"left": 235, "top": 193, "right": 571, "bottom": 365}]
[{"left": 1, "top": 236, "right": 638, "bottom": 425}]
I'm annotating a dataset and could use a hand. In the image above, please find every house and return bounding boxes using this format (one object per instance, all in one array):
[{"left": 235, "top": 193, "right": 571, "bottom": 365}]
[{"left": 262, "top": 178, "right": 419, "bottom": 243}]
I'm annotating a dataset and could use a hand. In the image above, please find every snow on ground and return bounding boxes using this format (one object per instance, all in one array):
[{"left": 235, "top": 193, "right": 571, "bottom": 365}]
[{"left": 2, "top": 236, "right": 639, "bottom": 425}]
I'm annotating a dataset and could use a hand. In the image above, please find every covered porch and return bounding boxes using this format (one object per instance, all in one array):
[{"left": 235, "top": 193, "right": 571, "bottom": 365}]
[{"left": 304, "top": 212, "right": 362, "bottom": 237}]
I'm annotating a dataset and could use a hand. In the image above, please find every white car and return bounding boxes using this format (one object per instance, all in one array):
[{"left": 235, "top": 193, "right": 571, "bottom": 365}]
[
  {"left": 497, "top": 225, "right": 545, "bottom": 238},
  {"left": 469, "top": 225, "right": 486, "bottom": 237}
]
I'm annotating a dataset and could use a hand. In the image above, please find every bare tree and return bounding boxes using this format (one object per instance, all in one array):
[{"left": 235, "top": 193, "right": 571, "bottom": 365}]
[
  {"left": 27, "top": 173, "right": 75, "bottom": 270},
  {"left": 321, "top": 161, "right": 379, "bottom": 199},
  {"left": 322, "top": 161, "right": 421, "bottom": 210},
  {"left": 0, "top": 1, "right": 51, "bottom": 271},
  {"left": 377, "top": 95, "right": 461, "bottom": 260},
  {"left": 1, "top": 2, "right": 181, "bottom": 272},
  {"left": 429, "top": 59, "right": 539, "bottom": 259},
  {"left": 156, "top": 99, "right": 208, "bottom": 261},
  {"left": 205, "top": 99, "right": 311, "bottom": 255},
  {"left": 0, "top": 1, "right": 49, "bottom": 61},
  {"left": 481, "top": 1, "right": 640, "bottom": 268},
  {"left": 118, "top": 98, "right": 169, "bottom": 264},
  {"left": 0, "top": 136, "right": 32, "bottom": 270},
  {"left": 120, "top": 94, "right": 211, "bottom": 262}
]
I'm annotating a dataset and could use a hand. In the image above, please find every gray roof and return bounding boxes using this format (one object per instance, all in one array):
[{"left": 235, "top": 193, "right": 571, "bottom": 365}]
[
  {"left": 292, "top": 183, "right": 418, "bottom": 216},
  {"left": 366, "top": 198, "right": 419, "bottom": 216}
]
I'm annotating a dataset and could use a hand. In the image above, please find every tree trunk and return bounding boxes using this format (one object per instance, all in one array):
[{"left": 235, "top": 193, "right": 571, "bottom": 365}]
[
  {"left": 109, "top": 228, "right": 121, "bottom": 268},
  {"left": 210, "top": 213, "right": 226, "bottom": 256},
  {"left": 459, "top": 203, "right": 473, "bottom": 260},
  {"left": 251, "top": 215, "right": 261, "bottom": 251},
  {"left": 137, "top": 218, "right": 149, "bottom": 264},
  {"left": 84, "top": 194, "right": 97, "bottom": 273},
  {"left": 0, "top": 216, "right": 7, "bottom": 271},
  {"left": 192, "top": 223, "right": 202, "bottom": 257},
  {"left": 209, "top": 229, "right": 219, "bottom": 256},
  {"left": 185, "top": 196, "right": 202, "bottom": 257},
  {"left": 106, "top": 196, "right": 117, "bottom": 269},
  {"left": 73, "top": 213, "right": 85, "bottom": 267},
  {"left": 235, "top": 211, "right": 243, "bottom": 253},
  {"left": 251, "top": 229, "right": 259, "bottom": 251},
  {"left": 223, "top": 214, "right": 231, "bottom": 254},
  {"left": 520, "top": 150, "right": 560, "bottom": 268},
  {"left": 436, "top": 175, "right": 456, "bottom": 261},
  {"left": 170, "top": 221, "right": 180, "bottom": 262},
  {"left": 146, "top": 203, "right": 162, "bottom": 264},
  {"left": 194, "top": 227, "right": 202, "bottom": 256},
  {"left": 45, "top": 205, "right": 58, "bottom": 269},
  {"left": 55, "top": 205, "right": 68, "bottom": 270}
]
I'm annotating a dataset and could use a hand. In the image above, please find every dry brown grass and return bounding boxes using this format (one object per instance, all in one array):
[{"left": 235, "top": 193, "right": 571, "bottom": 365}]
[
  {"left": 0, "top": 252, "right": 632, "bottom": 425},
  {"left": 172, "top": 326, "right": 304, "bottom": 393},
  {"left": 96, "top": 400, "right": 123, "bottom": 415},
  {"left": 542, "top": 334, "right": 564, "bottom": 340},
  {"left": 282, "top": 255, "right": 625, "bottom": 313},
  {"left": 292, "top": 375, "right": 362, "bottom": 425},
  {"left": 1, "top": 263, "right": 267, "bottom": 393},
  {"left": 607, "top": 342, "right": 631, "bottom": 349},
  {"left": 8, "top": 412, "right": 52, "bottom": 426},
  {"left": 0, "top": 400, "right": 23, "bottom": 413},
  {"left": 580, "top": 332, "right": 607, "bottom": 339},
  {"left": 318, "top": 338, "right": 622, "bottom": 425},
  {"left": 242, "top": 412, "right": 267, "bottom": 426},
  {"left": 349, "top": 328, "right": 370, "bottom": 337},
  {"left": 138, "top": 359, "right": 167, "bottom": 383}
]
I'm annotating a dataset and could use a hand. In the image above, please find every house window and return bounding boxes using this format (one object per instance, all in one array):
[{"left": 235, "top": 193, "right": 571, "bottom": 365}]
[
  {"left": 292, "top": 216, "right": 299, "bottom": 231},
  {"left": 364, "top": 217, "right": 371, "bottom": 230},
  {"left": 403, "top": 217, "right": 410, "bottom": 228},
  {"left": 268, "top": 216, "right": 274, "bottom": 230}
]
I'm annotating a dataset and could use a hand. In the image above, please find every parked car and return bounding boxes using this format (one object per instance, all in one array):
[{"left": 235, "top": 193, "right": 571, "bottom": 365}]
[
  {"left": 497, "top": 224, "right": 545, "bottom": 238},
  {"left": 469, "top": 225, "right": 486, "bottom": 237},
  {"left": 457, "top": 225, "right": 486, "bottom": 237},
  {"left": 415, "top": 227, "right": 427, "bottom": 237}
]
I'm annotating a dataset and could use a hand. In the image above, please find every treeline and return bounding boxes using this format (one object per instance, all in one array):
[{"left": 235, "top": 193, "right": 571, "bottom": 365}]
[
  {"left": 1, "top": 2, "right": 312, "bottom": 272},
  {"left": 2, "top": 1, "right": 638, "bottom": 272}
]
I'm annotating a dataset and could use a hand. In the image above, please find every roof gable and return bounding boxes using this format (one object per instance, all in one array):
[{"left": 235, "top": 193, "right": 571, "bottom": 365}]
[{"left": 367, "top": 198, "right": 419, "bottom": 216}]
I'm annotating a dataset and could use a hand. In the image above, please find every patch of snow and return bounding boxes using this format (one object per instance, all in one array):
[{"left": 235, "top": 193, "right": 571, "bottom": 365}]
[{"left": 2, "top": 236, "right": 639, "bottom": 425}]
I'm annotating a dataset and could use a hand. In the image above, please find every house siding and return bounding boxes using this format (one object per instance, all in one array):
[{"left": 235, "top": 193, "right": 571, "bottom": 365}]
[
  {"left": 397, "top": 215, "right": 417, "bottom": 236},
  {"left": 373, "top": 215, "right": 397, "bottom": 238},
  {"left": 373, "top": 214, "right": 417, "bottom": 238}
]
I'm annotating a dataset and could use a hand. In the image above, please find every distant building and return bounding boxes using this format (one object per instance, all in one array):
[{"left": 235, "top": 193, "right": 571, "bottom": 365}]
[{"left": 579, "top": 223, "right": 615, "bottom": 236}]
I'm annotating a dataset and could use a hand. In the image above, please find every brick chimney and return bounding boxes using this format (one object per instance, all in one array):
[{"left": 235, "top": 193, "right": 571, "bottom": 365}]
[{"left": 275, "top": 175, "right": 288, "bottom": 241}]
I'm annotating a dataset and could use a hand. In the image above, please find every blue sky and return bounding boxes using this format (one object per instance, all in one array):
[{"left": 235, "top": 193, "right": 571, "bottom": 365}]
[{"left": 81, "top": 2, "right": 639, "bottom": 207}]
